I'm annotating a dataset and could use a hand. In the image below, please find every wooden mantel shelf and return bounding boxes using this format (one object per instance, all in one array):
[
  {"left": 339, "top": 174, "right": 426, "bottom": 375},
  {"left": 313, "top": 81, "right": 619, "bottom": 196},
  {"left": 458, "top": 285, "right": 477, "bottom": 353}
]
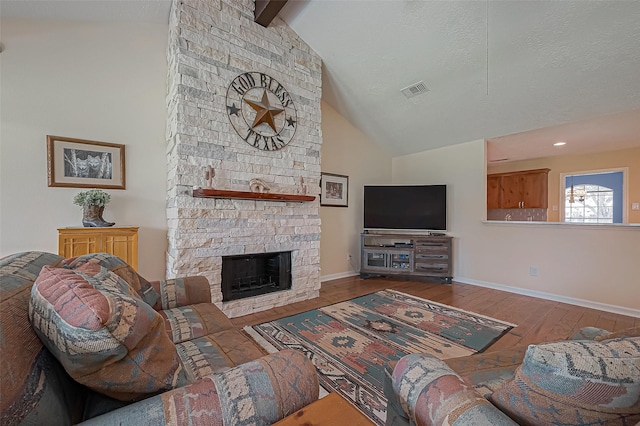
[{"left": 192, "top": 188, "right": 316, "bottom": 202}]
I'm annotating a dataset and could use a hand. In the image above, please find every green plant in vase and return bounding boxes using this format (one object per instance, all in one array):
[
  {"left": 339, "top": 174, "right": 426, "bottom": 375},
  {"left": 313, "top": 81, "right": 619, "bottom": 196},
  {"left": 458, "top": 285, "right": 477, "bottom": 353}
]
[{"left": 73, "top": 189, "right": 115, "bottom": 227}]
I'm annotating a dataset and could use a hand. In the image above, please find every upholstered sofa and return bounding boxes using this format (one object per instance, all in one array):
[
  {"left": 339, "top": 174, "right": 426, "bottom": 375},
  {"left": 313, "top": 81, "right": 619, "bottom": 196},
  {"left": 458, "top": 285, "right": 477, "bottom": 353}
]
[
  {"left": 0, "top": 251, "right": 318, "bottom": 425},
  {"left": 385, "top": 327, "right": 640, "bottom": 425}
]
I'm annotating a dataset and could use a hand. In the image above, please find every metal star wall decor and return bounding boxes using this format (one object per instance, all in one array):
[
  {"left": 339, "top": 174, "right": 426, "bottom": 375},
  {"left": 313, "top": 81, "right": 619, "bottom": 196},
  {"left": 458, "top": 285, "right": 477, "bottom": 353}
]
[
  {"left": 244, "top": 90, "right": 284, "bottom": 132},
  {"left": 227, "top": 103, "right": 241, "bottom": 116},
  {"left": 226, "top": 72, "right": 297, "bottom": 151}
]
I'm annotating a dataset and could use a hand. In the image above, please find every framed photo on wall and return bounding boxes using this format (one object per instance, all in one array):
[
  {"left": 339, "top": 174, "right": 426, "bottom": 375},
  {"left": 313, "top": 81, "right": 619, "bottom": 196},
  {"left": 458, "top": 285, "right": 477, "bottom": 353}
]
[
  {"left": 47, "top": 135, "right": 126, "bottom": 189},
  {"left": 320, "top": 172, "right": 349, "bottom": 207}
]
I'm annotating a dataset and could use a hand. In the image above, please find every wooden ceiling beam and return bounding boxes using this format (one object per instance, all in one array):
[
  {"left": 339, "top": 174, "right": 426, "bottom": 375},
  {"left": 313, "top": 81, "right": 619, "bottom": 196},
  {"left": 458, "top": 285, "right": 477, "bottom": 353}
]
[{"left": 254, "top": 0, "right": 288, "bottom": 27}]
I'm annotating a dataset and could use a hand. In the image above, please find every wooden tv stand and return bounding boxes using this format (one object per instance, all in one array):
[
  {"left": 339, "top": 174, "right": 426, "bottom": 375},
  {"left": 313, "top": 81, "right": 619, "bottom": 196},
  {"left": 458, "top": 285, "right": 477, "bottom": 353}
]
[{"left": 360, "top": 232, "right": 453, "bottom": 283}]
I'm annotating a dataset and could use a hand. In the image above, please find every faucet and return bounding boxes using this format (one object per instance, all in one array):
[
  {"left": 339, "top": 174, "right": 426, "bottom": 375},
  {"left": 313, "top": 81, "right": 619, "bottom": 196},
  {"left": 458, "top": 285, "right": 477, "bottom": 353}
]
[{"left": 505, "top": 213, "right": 512, "bottom": 221}]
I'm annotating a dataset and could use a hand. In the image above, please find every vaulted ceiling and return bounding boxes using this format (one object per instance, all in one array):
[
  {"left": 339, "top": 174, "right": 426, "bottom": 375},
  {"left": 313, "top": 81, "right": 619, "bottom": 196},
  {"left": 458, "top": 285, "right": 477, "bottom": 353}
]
[
  {"left": 278, "top": 1, "right": 640, "bottom": 159},
  {"left": 3, "top": 0, "right": 640, "bottom": 161}
]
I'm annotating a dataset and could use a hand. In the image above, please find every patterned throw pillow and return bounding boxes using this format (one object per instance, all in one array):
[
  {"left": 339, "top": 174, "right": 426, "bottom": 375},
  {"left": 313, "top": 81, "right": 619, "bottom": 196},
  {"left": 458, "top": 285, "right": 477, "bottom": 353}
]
[
  {"left": 491, "top": 338, "right": 640, "bottom": 425},
  {"left": 29, "top": 262, "right": 189, "bottom": 401},
  {"left": 61, "top": 253, "right": 159, "bottom": 307}
]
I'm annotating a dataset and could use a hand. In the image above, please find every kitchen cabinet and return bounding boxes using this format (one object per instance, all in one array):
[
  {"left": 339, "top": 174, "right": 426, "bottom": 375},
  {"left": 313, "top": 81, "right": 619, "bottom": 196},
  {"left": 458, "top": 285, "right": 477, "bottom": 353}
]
[
  {"left": 487, "top": 175, "right": 502, "bottom": 209},
  {"left": 487, "top": 168, "right": 550, "bottom": 209}
]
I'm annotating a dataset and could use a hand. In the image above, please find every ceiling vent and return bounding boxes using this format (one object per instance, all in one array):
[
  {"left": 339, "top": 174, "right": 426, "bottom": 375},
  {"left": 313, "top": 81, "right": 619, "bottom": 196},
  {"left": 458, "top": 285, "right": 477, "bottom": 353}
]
[{"left": 401, "top": 81, "right": 430, "bottom": 99}]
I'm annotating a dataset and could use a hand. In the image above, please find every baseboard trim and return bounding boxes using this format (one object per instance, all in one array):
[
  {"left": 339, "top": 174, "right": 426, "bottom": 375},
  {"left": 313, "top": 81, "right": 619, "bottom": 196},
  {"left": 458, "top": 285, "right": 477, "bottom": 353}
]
[
  {"left": 320, "top": 270, "right": 359, "bottom": 282},
  {"left": 455, "top": 277, "right": 640, "bottom": 318}
]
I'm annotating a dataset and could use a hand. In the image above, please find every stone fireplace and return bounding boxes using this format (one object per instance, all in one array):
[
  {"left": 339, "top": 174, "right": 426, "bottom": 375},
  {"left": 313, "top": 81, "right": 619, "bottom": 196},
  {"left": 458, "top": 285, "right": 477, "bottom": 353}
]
[{"left": 165, "top": 0, "right": 322, "bottom": 318}]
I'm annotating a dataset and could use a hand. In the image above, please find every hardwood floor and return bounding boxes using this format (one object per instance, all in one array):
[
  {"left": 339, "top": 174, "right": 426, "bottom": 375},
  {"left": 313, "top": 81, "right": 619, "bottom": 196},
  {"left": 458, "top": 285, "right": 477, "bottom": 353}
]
[{"left": 231, "top": 276, "right": 639, "bottom": 352}]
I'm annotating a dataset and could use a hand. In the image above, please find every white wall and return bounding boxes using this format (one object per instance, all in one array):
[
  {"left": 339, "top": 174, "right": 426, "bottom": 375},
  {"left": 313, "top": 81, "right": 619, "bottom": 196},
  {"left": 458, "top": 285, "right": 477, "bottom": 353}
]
[
  {"left": 0, "top": 19, "right": 169, "bottom": 280},
  {"left": 393, "top": 140, "right": 640, "bottom": 313},
  {"left": 320, "top": 102, "right": 392, "bottom": 279}
]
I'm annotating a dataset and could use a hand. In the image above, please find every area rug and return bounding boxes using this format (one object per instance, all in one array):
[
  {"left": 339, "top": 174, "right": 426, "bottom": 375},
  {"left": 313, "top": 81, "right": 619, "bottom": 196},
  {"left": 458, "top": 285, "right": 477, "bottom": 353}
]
[{"left": 245, "top": 289, "right": 516, "bottom": 426}]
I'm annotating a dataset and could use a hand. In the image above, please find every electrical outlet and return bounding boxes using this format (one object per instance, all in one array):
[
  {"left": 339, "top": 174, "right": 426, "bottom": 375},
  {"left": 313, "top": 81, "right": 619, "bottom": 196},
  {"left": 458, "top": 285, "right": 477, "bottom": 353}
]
[
  {"left": 530, "top": 266, "right": 538, "bottom": 276},
  {"left": 632, "top": 202, "right": 639, "bottom": 211},
  {"left": 347, "top": 253, "right": 353, "bottom": 261}
]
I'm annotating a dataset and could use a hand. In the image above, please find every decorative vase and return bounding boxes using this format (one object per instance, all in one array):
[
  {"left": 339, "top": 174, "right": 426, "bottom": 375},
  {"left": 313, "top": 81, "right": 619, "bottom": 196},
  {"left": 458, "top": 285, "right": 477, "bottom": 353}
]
[{"left": 82, "top": 205, "right": 115, "bottom": 228}]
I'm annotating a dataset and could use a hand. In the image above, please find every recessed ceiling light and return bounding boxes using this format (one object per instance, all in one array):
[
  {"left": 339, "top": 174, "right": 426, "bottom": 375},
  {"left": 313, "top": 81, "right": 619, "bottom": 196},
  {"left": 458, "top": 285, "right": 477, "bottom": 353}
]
[{"left": 554, "top": 141, "right": 566, "bottom": 146}]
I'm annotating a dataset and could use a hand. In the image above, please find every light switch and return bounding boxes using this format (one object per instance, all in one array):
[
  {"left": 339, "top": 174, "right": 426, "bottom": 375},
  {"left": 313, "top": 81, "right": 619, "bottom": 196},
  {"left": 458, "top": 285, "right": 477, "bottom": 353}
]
[
  {"left": 552, "top": 205, "right": 558, "bottom": 211},
  {"left": 632, "top": 202, "right": 640, "bottom": 211}
]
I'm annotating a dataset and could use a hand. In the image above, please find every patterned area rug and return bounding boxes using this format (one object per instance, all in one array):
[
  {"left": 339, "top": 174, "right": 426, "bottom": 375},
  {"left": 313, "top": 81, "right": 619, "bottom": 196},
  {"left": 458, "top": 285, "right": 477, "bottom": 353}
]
[{"left": 246, "top": 289, "right": 515, "bottom": 425}]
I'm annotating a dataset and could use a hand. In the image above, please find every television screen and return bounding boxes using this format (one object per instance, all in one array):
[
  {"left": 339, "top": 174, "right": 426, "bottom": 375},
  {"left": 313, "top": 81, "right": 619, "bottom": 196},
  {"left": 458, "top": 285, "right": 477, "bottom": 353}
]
[{"left": 364, "top": 185, "right": 447, "bottom": 230}]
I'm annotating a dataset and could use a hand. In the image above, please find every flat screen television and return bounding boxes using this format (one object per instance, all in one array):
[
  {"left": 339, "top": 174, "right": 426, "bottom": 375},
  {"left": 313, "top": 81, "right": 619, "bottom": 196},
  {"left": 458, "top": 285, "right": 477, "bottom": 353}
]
[{"left": 364, "top": 185, "right": 447, "bottom": 231}]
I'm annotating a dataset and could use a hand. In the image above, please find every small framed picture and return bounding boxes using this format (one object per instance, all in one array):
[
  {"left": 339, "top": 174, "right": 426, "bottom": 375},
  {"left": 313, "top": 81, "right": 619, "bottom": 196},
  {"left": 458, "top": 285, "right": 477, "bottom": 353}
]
[
  {"left": 47, "top": 135, "right": 126, "bottom": 189},
  {"left": 320, "top": 172, "right": 349, "bottom": 207}
]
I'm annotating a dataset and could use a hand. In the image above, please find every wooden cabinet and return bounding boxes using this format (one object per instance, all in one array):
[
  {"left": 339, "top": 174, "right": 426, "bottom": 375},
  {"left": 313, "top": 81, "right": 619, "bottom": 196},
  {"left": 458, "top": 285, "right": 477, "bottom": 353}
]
[
  {"left": 413, "top": 237, "right": 453, "bottom": 281},
  {"left": 360, "top": 233, "right": 453, "bottom": 283},
  {"left": 521, "top": 170, "right": 550, "bottom": 208},
  {"left": 487, "top": 175, "right": 502, "bottom": 209},
  {"left": 487, "top": 168, "right": 550, "bottom": 209},
  {"left": 58, "top": 226, "right": 139, "bottom": 270}
]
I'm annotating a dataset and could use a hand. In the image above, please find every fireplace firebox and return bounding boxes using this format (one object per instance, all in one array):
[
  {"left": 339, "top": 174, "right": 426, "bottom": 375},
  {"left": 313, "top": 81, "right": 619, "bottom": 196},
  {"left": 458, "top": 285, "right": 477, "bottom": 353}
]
[{"left": 221, "top": 251, "right": 292, "bottom": 302}]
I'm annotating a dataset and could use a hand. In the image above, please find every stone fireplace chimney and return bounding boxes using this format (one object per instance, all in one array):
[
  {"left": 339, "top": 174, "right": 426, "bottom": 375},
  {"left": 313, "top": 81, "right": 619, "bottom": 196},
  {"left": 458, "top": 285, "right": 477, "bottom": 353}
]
[{"left": 165, "top": 0, "right": 322, "bottom": 317}]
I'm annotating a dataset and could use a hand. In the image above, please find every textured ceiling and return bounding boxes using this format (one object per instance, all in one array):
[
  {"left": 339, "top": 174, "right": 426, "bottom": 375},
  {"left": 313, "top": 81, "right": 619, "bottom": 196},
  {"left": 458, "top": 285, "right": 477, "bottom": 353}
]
[
  {"left": 279, "top": 1, "right": 640, "bottom": 159},
  {"left": 3, "top": 1, "right": 640, "bottom": 161},
  {"left": 487, "top": 109, "right": 640, "bottom": 163}
]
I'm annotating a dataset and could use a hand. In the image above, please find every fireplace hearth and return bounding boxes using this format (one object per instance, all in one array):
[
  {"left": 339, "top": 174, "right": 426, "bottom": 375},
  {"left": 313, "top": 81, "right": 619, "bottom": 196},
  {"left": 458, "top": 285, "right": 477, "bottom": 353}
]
[{"left": 221, "top": 251, "right": 292, "bottom": 302}]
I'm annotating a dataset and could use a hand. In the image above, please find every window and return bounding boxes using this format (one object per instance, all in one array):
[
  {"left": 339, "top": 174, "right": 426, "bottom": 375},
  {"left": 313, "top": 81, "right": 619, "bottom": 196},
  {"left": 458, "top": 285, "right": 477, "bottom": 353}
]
[
  {"left": 564, "top": 171, "right": 624, "bottom": 224},
  {"left": 565, "top": 183, "right": 614, "bottom": 223}
]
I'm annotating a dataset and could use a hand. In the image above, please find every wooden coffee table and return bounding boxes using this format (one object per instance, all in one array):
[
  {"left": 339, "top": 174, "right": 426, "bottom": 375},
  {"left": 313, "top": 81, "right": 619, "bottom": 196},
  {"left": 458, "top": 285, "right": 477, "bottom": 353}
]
[{"left": 274, "top": 392, "right": 375, "bottom": 425}]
